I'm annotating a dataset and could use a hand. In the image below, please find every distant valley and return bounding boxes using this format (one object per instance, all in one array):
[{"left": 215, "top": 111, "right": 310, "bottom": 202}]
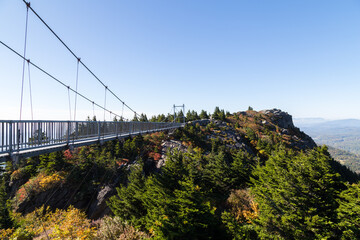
[{"left": 295, "top": 118, "right": 360, "bottom": 173}]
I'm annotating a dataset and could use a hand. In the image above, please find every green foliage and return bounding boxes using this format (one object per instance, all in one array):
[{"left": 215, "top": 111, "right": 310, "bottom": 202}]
[
  {"left": 122, "top": 136, "right": 145, "bottom": 161},
  {"left": 337, "top": 183, "right": 360, "bottom": 239},
  {"left": 213, "top": 106, "right": 226, "bottom": 121},
  {"left": 139, "top": 113, "right": 148, "bottom": 122},
  {"left": 153, "top": 178, "right": 217, "bottom": 239},
  {"left": 109, "top": 151, "right": 229, "bottom": 239},
  {"left": 222, "top": 211, "right": 258, "bottom": 240},
  {"left": 39, "top": 151, "right": 65, "bottom": 174},
  {"left": 186, "top": 110, "right": 200, "bottom": 122},
  {"left": 203, "top": 152, "right": 232, "bottom": 198},
  {"left": 199, "top": 110, "right": 209, "bottom": 119},
  {"left": 175, "top": 110, "right": 185, "bottom": 123},
  {"left": 132, "top": 113, "right": 139, "bottom": 121},
  {"left": 221, "top": 189, "right": 259, "bottom": 240},
  {"left": 108, "top": 164, "right": 147, "bottom": 228},
  {"left": 251, "top": 146, "right": 344, "bottom": 239},
  {"left": 230, "top": 150, "right": 254, "bottom": 187},
  {"left": 245, "top": 127, "right": 257, "bottom": 141},
  {"left": 0, "top": 176, "right": 12, "bottom": 229}
]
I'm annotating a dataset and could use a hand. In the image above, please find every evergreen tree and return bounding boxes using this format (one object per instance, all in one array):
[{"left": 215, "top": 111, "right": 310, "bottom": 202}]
[
  {"left": 186, "top": 110, "right": 199, "bottom": 122},
  {"left": 251, "top": 147, "right": 344, "bottom": 239},
  {"left": 213, "top": 106, "right": 221, "bottom": 120},
  {"left": 212, "top": 107, "right": 226, "bottom": 121},
  {"left": 199, "top": 110, "right": 209, "bottom": 119},
  {"left": 108, "top": 164, "right": 147, "bottom": 228},
  {"left": 146, "top": 177, "right": 218, "bottom": 239},
  {"left": 132, "top": 113, "right": 139, "bottom": 122},
  {"left": 139, "top": 113, "right": 148, "bottom": 122},
  {"left": 0, "top": 176, "right": 12, "bottom": 229},
  {"left": 337, "top": 183, "right": 360, "bottom": 239},
  {"left": 203, "top": 152, "right": 232, "bottom": 198},
  {"left": 230, "top": 150, "right": 254, "bottom": 187},
  {"left": 158, "top": 114, "right": 166, "bottom": 122},
  {"left": 175, "top": 110, "right": 185, "bottom": 123}
]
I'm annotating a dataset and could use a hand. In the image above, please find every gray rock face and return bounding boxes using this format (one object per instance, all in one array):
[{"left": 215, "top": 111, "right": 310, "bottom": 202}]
[
  {"left": 88, "top": 185, "right": 114, "bottom": 219},
  {"left": 188, "top": 119, "right": 210, "bottom": 126},
  {"left": 157, "top": 140, "right": 187, "bottom": 168},
  {"left": 261, "top": 108, "right": 295, "bottom": 129}
]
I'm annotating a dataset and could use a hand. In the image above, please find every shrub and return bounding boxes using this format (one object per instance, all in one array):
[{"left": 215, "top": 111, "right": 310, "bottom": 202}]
[
  {"left": 0, "top": 228, "right": 14, "bottom": 240},
  {"left": 96, "top": 216, "right": 150, "bottom": 239},
  {"left": 9, "top": 205, "right": 96, "bottom": 239},
  {"left": 10, "top": 168, "right": 27, "bottom": 182},
  {"left": 13, "top": 172, "right": 65, "bottom": 208}
]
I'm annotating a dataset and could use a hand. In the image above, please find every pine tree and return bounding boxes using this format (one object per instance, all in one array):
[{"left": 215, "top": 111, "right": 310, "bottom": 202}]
[
  {"left": 251, "top": 147, "right": 344, "bottom": 239},
  {"left": 199, "top": 110, "right": 209, "bottom": 119},
  {"left": 108, "top": 164, "right": 147, "bottom": 228},
  {"left": 337, "top": 183, "right": 360, "bottom": 239},
  {"left": 0, "top": 176, "right": 12, "bottom": 229}
]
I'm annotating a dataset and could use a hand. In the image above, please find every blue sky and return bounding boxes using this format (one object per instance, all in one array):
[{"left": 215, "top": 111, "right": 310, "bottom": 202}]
[{"left": 0, "top": 0, "right": 359, "bottom": 121}]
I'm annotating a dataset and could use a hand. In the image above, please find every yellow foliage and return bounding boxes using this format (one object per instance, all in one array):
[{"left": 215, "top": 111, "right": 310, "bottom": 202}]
[
  {"left": 227, "top": 189, "right": 259, "bottom": 224},
  {"left": 10, "top": 167, "right": 30, "bottom": 182},
  {"left": 48, "top": 206, "right": 96, "bottom": 239},
  {"left": 38, "top": 172, "right": 65, "bottom": 191},
  {"left": 13, "top": 172, "right": 65, "bottom": 208},
  {"left": 10, "top": 205, "right": 96, "bottom": 239},
  {"left": 0, "top": 228, "right": 14, "bottom": 239}
]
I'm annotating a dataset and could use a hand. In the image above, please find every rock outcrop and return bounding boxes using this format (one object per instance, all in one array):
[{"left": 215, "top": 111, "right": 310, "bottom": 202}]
[{"left": 260, "top": 108, "right": 295, "bottom": 129}]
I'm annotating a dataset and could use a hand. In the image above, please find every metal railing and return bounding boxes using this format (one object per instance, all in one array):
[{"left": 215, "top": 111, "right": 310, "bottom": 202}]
[{"left": 0, "top": 120, "right": 183, "bottom": 158}]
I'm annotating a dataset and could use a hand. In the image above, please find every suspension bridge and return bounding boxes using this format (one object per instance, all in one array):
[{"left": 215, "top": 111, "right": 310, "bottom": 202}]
[{"left": 0, "top": 1, "right": 185, "bottom": 162}]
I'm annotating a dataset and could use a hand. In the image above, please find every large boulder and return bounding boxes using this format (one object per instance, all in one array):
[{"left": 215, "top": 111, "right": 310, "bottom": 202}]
[{"left": 261, "top": 109, "right": 295, "bottom": 129}]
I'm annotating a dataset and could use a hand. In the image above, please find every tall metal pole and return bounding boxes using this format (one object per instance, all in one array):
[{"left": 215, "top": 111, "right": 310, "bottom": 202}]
[{"left": 173, "top": 104, "right": 175, "bottom": 123}]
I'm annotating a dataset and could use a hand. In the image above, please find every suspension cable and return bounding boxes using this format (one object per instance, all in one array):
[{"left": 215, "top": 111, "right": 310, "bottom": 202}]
[
  {"left": 20, "top": 2, "right": 30, "bottom": 120},
  {"left": 121, "top": 102, "right": 124, "bottom": 121},
  {"left": 73, "top": 58, "right": 80, "bottom": 121},
  {"left": 21, "top": 0, "right": 143, "bottom": 120},
  {"left": 27, "top": 59, "right": 34, "bottom": 120},
  {"left": 92, "top": 101, "right": 95, "bottom": 120},
  {"left": 103, "top": 86, "right": 107, "bottom": 121},
  {"left": 0, "top": 40, "right": 123, "bottom": 119},
  {"left": 67, "top": 86, "right": 72, "bottom": 120}
]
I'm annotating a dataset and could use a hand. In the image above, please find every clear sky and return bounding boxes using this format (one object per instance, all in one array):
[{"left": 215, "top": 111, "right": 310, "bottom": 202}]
[{"left": 0, "top": 0, "right": 359, "bottom": 121}]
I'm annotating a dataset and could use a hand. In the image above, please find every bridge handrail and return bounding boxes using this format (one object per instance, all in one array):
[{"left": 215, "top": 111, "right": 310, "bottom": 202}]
[{"left": 0, "top": 120, "right": 184, "bottom": 156}]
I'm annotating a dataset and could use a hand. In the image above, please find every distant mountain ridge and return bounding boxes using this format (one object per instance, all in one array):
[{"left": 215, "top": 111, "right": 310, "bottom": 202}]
[{"left": 294, "top": 117, "right": 360, "bottom": 159}]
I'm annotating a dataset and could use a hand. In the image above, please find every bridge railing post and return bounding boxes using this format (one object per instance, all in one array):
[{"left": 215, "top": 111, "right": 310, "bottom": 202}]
[
  {"left": 75, "top": 122, "right": 78, "bottom": 141},
  {"left": 67, "top": 121, "right": 70, "bottom": 145},
  {"left": 98, "top": 121, "right": 101, "bottom": 141},
  {"left": 38, "top": 122, "right": 41, "bottom": 146},
  {"left": 9, "top": 121, "right": 12, "bottom": 154}
]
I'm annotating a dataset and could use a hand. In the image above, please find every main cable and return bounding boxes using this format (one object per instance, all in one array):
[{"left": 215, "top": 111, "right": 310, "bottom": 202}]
[
  {"left": 22, "top": 0, "right": 142, "bottom": 120},
  {"left": 0, "top": 40, "right": 123, "bottom": 119}
]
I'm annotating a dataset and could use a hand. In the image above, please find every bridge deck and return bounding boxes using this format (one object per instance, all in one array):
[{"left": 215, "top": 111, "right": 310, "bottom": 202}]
[{"left": 0, "top": 120, "right": 183, "bottom": 162}]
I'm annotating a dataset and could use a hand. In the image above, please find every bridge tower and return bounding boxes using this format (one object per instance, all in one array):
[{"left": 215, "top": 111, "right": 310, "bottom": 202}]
[{"left": 173, "top": 104, "right": 185, "bottom": 123}]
